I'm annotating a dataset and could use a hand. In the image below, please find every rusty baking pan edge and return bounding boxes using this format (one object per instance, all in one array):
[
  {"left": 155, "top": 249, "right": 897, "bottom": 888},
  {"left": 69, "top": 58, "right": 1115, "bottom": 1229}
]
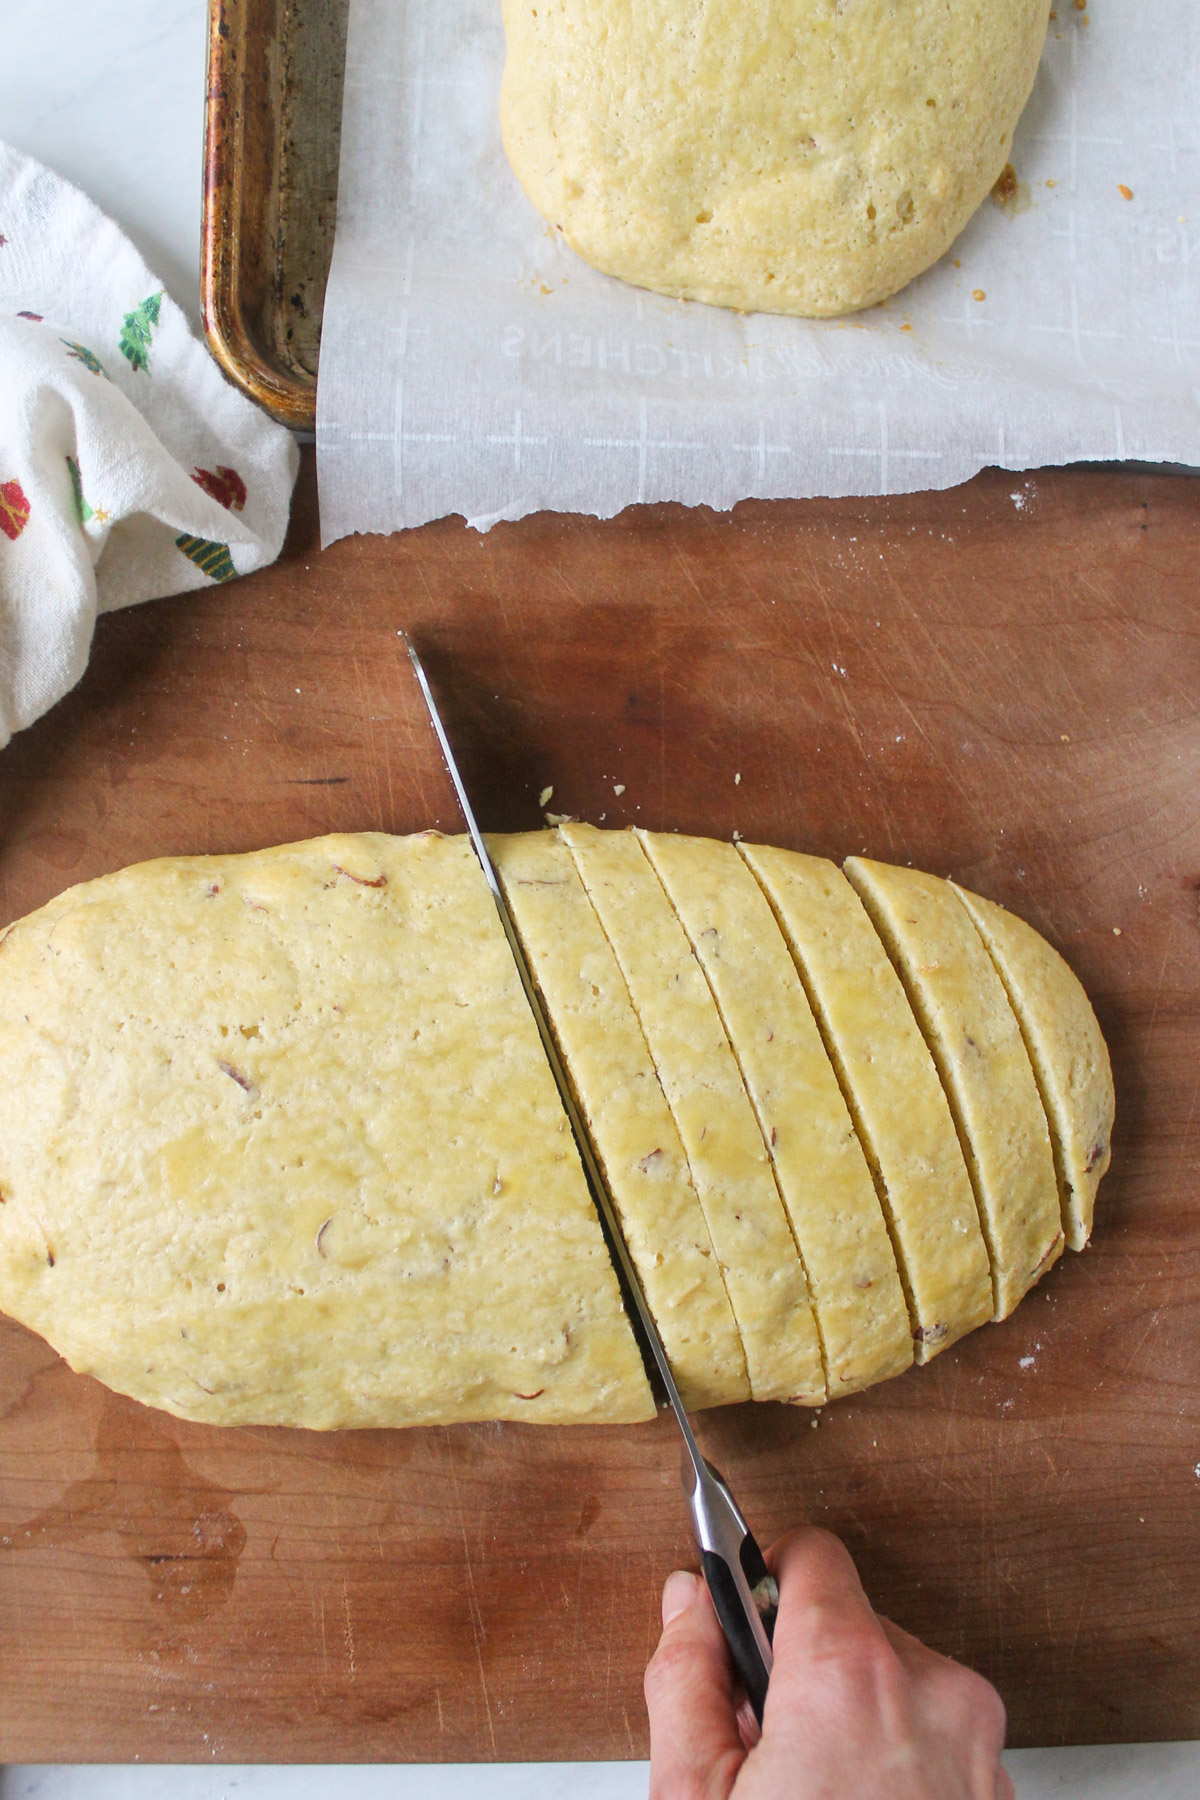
[{"left": 202, "top": 0, "right": 347, "bottom": 432}]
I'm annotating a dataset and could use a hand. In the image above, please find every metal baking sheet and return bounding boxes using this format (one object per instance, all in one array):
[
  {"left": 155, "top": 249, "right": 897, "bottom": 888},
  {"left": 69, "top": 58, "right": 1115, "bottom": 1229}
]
[{"left": 202, "top": 0, "right": 348, "bottom": 429}]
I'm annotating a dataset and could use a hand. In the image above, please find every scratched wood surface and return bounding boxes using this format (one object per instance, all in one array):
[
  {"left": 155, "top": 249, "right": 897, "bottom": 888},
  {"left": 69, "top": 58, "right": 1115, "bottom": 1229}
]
[{"left": 1, "top": 454, "right": 1198, "bottom": 1761}]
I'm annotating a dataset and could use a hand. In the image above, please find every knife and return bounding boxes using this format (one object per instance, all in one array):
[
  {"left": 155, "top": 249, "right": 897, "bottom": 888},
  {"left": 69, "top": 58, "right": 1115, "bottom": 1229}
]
[{"left": 403, "top": 633, "right": 779, "bottom": 1725}]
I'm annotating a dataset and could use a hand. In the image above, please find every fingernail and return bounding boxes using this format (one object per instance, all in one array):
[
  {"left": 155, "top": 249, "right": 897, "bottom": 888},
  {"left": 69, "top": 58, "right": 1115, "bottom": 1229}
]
[{"left": 662, "top": 1569, "right": 700, "bottom": 1625}]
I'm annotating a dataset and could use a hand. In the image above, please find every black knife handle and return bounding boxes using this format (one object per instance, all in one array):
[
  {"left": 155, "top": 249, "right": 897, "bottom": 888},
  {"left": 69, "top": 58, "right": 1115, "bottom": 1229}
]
[{"left": 702, "top": 1542, "right": 775, "bottom": 1726}]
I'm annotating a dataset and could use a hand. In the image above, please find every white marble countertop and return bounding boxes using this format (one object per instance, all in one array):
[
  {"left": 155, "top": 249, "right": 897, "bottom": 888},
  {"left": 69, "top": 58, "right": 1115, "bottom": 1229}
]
[
  {"left": 3, "top": 4, "right": 1198, "bottom": 1794},
  {"left": 2, "top": 1747, "right": 1200, "bottom": 1800},
  {"left": 4, "top": 0, "right": 207, "bottom": 332}
]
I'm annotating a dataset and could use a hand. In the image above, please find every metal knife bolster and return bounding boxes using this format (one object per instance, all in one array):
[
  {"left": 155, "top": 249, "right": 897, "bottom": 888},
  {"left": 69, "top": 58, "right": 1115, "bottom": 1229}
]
[
  {"left": 685, "top": 1457, "right": 778, "bottom": 1721},
  {"left": 402, "top": 632, "right": 778, "bottom": 1723}
]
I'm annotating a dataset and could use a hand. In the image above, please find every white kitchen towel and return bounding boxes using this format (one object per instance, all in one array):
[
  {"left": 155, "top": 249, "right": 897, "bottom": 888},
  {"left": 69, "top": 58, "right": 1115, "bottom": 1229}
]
[{"left": 0, "top": 143, "right": 299, "bottom": 749}]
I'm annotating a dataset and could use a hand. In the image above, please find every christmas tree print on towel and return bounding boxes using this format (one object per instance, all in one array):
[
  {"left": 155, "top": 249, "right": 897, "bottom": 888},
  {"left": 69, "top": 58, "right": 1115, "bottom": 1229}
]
[
  {"left": 62, "top": 340, "right": 112, "bottom": 380},
  {"left": 119, "top": 292, "right": 163, "bottom": 374},
  {"left": 67, "top": 457, "right": 94, "bottom": 525},
  {"left": 176, "top": 535, "right": 236, "bottom": 583},
  {"left": 192, "top": 466, "right": 247, "bottom": 512},
  {"left": 0, "top": 479, "right": 31, "bottom": 542}
]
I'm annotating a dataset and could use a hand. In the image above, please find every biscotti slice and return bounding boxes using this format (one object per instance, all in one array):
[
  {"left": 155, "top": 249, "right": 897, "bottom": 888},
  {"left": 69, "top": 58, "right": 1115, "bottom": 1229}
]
[
  {"left": 639, "top": 830, "right": 912, "bottom": 1399},
  {"left": 561, "top": 823, "right": 825, "bottom": 1405},
  {"left": 844, "top": 858, "right": 1064, "bottom": 1319},
  {"left": 740, "top": 845, "right": 992, "bottom": 1363},
  {"left": 490, "top": 829, "right": 750, "bottom": 1410},
  {"left": 952, "top": 885, "right": 1114, "bottom": 1252},
  {"left": 0, "top": 833, "right": 655, "bottom": 1429}
]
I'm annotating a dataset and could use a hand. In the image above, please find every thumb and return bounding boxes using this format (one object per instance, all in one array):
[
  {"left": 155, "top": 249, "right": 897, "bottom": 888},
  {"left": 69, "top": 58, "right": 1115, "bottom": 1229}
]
[{"left": 645, "top": 1569, "right": 747, "bottom": 1800}]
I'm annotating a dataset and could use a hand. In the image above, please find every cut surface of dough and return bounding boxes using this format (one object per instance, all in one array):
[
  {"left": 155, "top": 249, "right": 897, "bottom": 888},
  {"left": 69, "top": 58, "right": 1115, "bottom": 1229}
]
[
  {"left": 740, "top": 845, "right": 993, "bottom": 1362},
  {"left": 952, "top": 884, "right": 1114, "bottom": 1252},
  {"left": 490, "top": 829, "right": 750, "bottom": 1409},
  {"left": 560, "top": 823, "right": 826, "bottom": 1404},
  {"left": 500, "top": 0, "right": 1052, "bottom": 317},
  {"left": 845, "top": 857, "right": 1063, "bottom": 1319},
  {"left": 0, "top": 834, "right": 654, "bottom": 1429},
  {"left": 639, "top": 830, "right": 912, "bottom": 1397}
]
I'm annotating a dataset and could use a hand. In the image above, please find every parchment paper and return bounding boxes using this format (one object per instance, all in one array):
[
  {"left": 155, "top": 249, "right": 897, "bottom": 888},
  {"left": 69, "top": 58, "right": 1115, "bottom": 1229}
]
[{"left": 317, "top": 0, "right": 1198, "bottom": 541}]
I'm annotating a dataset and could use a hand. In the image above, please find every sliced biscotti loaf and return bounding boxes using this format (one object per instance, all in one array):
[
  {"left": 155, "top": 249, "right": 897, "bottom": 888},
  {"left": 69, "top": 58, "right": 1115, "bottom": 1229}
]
[
  {"left": 952, "top": 884, "right": 1114, "bottom": 1252},
  {"left": 638, "top": 830, "right": 912, "bottom": 1399},
  {"left": 560, "top": 822, "right": 826, "bottom": 1406},
  {"left": 491, "top": 828, "right": 750, "bottom": 1410},
  {"left": 0, "top": 826, "right": 1114, "bottom": 1429},
  {"left": 740, "top": 845, "right": 994, "bottom": 1364},
  {"left": 845, "top": 857, "right": 1064, "bottom": 1320}
]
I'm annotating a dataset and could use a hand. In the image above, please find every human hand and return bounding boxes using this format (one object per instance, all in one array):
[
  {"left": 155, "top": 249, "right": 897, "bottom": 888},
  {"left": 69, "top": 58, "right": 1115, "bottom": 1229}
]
[{"left": 644, "top": 1527, "right": 1013, "bottom": 1800}]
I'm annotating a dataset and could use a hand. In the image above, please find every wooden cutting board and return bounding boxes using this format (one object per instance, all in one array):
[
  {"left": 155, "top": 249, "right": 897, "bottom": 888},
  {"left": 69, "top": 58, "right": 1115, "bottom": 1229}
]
[{"left": 1, "top": 453, "right": 1198, "bottom": 1762}]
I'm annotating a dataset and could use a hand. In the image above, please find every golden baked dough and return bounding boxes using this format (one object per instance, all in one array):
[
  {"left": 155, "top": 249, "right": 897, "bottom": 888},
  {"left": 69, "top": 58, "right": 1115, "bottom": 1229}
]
[
  {"left": 0, "top": 827, "right": 1113, "bottom": 1429},
  {"left": 500, "top": 0, "right": 1051, "bottom": 316},
  {"left": 560, "top": 822, "right": 826, "bottom": 1404},
  {"left": 845, "top": 857, "right": 1063, "bottom": 1318},
  {"left": 490, "top": 828, "right": 750, "bottom": 1408},
  {"left": 741, "top": 845, "right": 993, "bottom": 1361},
  {"left": 0, "top": 833, "right": 654, "bottom": 1429},
  {"left": 639, "top": 830, "right": 911, "bottom": 1397},
  {"left": 953, "top": 884, "right": 1114, "bottom": 1251}
]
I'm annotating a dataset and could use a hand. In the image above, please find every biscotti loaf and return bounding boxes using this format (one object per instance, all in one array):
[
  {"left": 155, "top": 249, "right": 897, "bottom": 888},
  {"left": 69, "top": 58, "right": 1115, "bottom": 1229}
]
[{"left": 0, "top": 826, "right": 1112, "bottom": 1428}]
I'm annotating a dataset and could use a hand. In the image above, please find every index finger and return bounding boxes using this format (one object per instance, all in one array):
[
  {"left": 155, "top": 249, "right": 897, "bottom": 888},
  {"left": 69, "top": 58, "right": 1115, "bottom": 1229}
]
[{"left": 766, "top": 1526, "right": 885, "bottom": 1670}]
